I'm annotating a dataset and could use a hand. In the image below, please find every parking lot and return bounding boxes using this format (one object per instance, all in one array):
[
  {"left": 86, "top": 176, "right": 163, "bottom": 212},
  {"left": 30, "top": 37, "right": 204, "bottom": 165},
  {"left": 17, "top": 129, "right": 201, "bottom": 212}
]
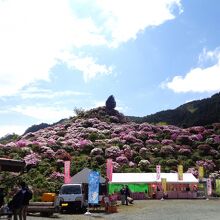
[{"left": 25, "top": 199, "right": 220, "bottom": 220}]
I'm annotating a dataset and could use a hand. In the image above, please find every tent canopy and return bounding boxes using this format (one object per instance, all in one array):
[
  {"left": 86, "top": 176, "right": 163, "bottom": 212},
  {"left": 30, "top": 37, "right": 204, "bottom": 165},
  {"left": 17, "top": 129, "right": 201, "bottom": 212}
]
[
  {"left": 0, "top": 158, "right": 25, "bottom": 172},
  {"left": 111, "top": 173, "right": 198, "bottom": 184},
  {"left": 70, "top": 168, "right": 106, "bottom": 184}
]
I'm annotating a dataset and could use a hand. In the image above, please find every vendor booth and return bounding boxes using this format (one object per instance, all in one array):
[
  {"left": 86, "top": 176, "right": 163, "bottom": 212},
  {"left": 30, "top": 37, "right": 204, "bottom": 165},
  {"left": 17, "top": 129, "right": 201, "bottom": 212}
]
[
  {"left": 70, "top": 168, "right": 107, "bottom": 200},
  {"left": 110, "top": 172, "right": 198, "bottom": 199}
]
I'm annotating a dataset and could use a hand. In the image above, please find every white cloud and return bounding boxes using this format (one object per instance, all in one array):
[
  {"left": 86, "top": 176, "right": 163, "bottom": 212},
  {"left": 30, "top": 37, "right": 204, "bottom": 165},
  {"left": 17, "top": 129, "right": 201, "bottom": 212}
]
[
  {"left": 19, "top": 87, "right": 89, "bottom": 99},
  {"left": 0, "top": 0, "right": 182, "bottom": 96},
  {"left": 11, "top": 105, "right": 73, "bottom": 123},
  {"left": 96, "top": 0, "right": 183, "bottom": 47},
  {"left": 59, "top": 53, "right": 113, "bottom": 82},
  {"left": 163, "top": 48, "right": 220, "bottom": 93},
  {"left": 0, "top": 0, "right": 108, "bottom": 96},
  {"left": 0, "top": 125, "right": 27, "bottom": 137}
]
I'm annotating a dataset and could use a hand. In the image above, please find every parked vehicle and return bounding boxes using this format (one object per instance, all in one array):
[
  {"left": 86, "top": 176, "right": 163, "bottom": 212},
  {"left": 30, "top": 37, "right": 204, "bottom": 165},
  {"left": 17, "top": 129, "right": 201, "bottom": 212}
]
[
  {"left": 57, "top": 183, "right": 107, "bottom": 213},
  {"left": 57, "top": 184, "right": 87, "bottom": 213}
]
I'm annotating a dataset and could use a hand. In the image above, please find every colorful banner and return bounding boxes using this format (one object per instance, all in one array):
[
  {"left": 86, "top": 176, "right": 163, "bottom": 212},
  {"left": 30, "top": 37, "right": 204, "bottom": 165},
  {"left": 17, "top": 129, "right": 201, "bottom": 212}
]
[
  {"left": 64, "top": 161, "right": 71, "bottom": 184},
  {"left": 215, "top": 179, "right": 220, "bottom": 196},
  {"left": 156, "top": 165, "right": 161, "bottom": 180},
  {"left": 207, "top": 178, "right": 212, "bottom": 196},
  {"left": 178, "top": 165, "right": 183, "bottom": 180},
  {"left": 106, "top": 159, "right": 113, "bottom": 182},
  {"left": 88, "top": 171, "right": 100, "bottom": 204},
  {"left": 198, "top": 166, "right": 204, "bottom": 180},
  {"left": 161, "top": 178, "right": 167, "bottom": 193}
]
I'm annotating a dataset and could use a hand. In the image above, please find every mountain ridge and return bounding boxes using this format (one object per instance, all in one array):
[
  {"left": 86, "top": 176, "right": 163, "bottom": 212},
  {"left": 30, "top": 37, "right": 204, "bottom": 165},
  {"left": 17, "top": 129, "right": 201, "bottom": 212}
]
[{"left": 128, "top": 92, "right": 220, "bottom": 127}]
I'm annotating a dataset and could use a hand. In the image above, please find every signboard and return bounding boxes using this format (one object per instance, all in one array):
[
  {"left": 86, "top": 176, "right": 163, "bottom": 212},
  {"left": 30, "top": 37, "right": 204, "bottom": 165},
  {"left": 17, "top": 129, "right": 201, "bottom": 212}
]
[
  {"left": 156, "top": 165, "right": 161, "bottom": 180},
  {"left": 207, "top": 178, "right": 212, "bottom": 196},
  {"left": 161, "top": 178, "right": 167, "bottom": 193},
  {"left": 88, "top": 171, "right": 100, "bottom": 204},
  {"left": 106, "top": 159, "right": 113, "bottom": 182},
  {"left": 64, "top": 161, "right": 71, "bottom": 184},
  {"left": 178, "top": 165, "right": 183, "bottom": 180},
  {"left": 198, "top": 166, "right": 204, "bottom": 180}
]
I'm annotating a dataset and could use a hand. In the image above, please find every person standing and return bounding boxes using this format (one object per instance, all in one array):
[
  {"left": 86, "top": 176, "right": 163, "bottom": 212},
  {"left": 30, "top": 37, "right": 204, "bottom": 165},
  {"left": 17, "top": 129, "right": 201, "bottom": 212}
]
[
  {"left": 0, "top": 187, "right": 6, "bottom": 207},
  {"left": 120, "top": 186, "right": 125, "bottom": 205},
  {"left": 8, "top": 186, "right": 24, "bottom": 220},
  {"left": 124, "top": 185, "right": 131, "bottom": 205},
  {"left": 20, "top": 182, "right": 33, "bottom": 220}
]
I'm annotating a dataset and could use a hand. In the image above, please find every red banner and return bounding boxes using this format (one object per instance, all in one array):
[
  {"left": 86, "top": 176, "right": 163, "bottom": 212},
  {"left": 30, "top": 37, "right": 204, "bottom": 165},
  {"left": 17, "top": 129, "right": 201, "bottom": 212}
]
[
  {"left": 106, "top": 159, "right": 113, "bottom": 182},
  {"left": 64, "top": 161, "right": 71, "bottom": 184}
]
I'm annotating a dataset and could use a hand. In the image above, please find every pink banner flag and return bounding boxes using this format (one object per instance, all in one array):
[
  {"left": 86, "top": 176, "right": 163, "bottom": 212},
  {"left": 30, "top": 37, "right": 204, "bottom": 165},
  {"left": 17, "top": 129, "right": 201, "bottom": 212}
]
[
  {"left": 64, "top": 161, "right": 71, "bottom": 184},
  {"left": 106, "top": 159, "right": 113, "bottom": 182},
  {"left": 156, "top": 165, "right": 161, "bottom": 180},
  {"left": 207, "top": 178, "right": 212, "bottom": 196}
]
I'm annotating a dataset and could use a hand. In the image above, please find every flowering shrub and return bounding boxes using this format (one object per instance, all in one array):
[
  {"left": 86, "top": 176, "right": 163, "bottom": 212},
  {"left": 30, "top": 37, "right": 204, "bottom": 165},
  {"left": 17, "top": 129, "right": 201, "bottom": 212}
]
[
  {"left": 116, "top": 155, "right": 129, "bottom": 164},
  {"left": 160, "top": 145, "right": 174, "bottom": 155},
  {"left": 145, "top": 139, "right": 160, "bottom": 146},
  {"left": 161, "top": 139, "right": 174, "bottom": 145},
  {"left": 178, "top": 148, "right": 191, "bottom": 155},
  {"left": 90, "top": 148, "right": 103, "bottom": 156},
  {"left": 129, "top": 161, "right": 136, "bottom": 167},
  {"left": 105, "top": 146, "right": 121, "bottom": 158},
  {"left": 213, "top": 135, "right": 220, "bottom": 144},
  {"left": 123, "top": 145, "right": 133, "bottom": 159},
  {"left": 112, "top": 161, "right": 121, "bottom": 172},
  {"left": 176, "top": 135, "right": 192, "bottom": 145},
  {"left": 187, "top": 167, "right": 198, "bottom": 177},
  {"left": 197, "top": 144, "right": 211, "bottom": 152},
  {"left": 196, "top": 160, "right": 216, "bottom": 172},
  {"left": 5, "top": 142, "right": 17, "bottom": 148},
  {"left": 49, "top": 172, "right": 64, "bottom": 181},
  {"left": 16, "top": 140, "right": 27, "bottom": 147},
  {"left": 138, "top": 159, "right": 151, "bottom": 171},
  {"left": 24, "top": 153, "right": 41, "bottom": 165},
  {"left": 139, "top": 147, "right": 148, "bottom": 159},
  {"left": 55, "top": 149, "right": 71, "bottom": 161}
]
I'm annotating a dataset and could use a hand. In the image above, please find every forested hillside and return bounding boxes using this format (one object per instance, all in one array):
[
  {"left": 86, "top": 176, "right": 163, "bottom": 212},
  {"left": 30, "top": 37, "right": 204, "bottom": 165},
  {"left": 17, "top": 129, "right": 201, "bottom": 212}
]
[{"left": 129, "top": 92, "right": 220, "bottom": 127}]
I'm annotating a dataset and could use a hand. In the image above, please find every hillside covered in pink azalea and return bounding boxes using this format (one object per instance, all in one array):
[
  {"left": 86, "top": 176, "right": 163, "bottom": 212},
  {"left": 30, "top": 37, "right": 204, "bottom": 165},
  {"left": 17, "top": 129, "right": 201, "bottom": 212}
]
[{"left": 1, "top": 106, "right": 220, "bottom": 198}]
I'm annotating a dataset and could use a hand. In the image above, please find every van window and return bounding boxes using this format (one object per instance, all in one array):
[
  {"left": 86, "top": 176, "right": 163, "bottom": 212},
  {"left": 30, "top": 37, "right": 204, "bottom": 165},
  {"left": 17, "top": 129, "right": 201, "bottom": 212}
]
[{"left": 60, "top": 185, "right": 81, "bottom": 194}]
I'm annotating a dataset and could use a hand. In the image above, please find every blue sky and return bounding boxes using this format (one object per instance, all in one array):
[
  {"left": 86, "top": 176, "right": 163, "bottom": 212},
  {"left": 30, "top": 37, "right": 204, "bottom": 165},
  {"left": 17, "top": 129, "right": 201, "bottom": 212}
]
[{"left": 1, "top": 0, "right": 220, "bottom": 137}]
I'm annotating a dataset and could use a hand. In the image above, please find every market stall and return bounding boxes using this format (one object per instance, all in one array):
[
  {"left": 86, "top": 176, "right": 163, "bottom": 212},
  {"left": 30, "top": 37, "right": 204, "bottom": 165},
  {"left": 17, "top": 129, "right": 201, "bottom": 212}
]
[{"left": 110, "top": 172, "right": 198, "bottom": 199}]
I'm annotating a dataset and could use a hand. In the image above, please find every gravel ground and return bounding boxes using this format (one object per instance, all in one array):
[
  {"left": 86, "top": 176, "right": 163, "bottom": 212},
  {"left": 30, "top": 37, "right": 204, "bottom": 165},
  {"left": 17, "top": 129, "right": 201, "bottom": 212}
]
[{"left": 26, "top": 199, "right": 220, "bottom": 220}]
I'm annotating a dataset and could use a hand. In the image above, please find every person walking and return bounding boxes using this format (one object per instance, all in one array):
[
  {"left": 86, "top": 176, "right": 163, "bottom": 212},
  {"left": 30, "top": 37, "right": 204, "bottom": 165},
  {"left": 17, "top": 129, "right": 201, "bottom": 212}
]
[{"left": 120, "top": 186, "right": 125, "bottom": 205}]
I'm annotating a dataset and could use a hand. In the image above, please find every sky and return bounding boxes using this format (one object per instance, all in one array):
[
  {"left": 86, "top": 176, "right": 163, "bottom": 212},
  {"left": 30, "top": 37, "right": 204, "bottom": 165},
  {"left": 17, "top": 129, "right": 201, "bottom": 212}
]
[{"left": 1, "top": 0, "right": 220, "bottom": 137}]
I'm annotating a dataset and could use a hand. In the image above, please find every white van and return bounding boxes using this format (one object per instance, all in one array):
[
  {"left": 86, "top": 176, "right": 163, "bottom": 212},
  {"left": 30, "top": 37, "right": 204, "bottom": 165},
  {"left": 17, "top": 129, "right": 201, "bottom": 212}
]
[
  {"left": 57, "top": 184, "right": 87, "bottom": 213},
  {"left": 57, "top": 182, "right": 107, "bottom": 213}
]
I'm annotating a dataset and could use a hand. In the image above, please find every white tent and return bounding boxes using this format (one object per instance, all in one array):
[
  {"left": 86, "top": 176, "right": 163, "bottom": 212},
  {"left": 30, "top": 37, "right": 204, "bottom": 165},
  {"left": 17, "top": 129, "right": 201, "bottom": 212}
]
[{"left": 111, "top": 173, "right": 198, "bottom": 184}]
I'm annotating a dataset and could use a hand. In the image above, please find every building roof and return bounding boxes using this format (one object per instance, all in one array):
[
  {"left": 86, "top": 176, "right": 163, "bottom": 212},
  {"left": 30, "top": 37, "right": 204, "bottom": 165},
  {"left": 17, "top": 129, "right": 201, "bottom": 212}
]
[
  {"left": 111, "top": 172, "right": 198, "bottom": 184},
  {"left": 0, "top": 158, "right": 26, "bottom": 172},
  {"left": 70, "top": 168, "right": 106, "bottom": 184}
]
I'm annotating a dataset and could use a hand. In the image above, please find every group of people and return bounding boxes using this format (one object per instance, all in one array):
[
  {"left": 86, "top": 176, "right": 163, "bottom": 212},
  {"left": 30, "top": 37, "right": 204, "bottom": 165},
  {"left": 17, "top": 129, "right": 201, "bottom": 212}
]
[
  {"left": 0, "top": 181, "right": 32, "bottom": 220},
  {"left": 120, "top": 185, "right": 133, "bottom": 205}
]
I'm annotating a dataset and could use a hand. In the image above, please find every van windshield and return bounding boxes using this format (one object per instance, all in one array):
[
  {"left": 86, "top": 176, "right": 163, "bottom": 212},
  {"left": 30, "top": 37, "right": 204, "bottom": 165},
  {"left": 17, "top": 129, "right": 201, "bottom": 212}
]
[{"left": 60, "top": 185, "right": 81, "bottom": 194}]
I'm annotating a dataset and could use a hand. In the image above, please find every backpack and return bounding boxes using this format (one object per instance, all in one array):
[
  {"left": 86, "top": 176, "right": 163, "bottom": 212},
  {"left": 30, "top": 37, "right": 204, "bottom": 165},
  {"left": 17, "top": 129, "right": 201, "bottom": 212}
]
[
  {"left": 23, "top": 188, "right": 33, "bottom": 205},
  {"left": 26, "top": 189, "right": 33, "bottom": 201}
]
